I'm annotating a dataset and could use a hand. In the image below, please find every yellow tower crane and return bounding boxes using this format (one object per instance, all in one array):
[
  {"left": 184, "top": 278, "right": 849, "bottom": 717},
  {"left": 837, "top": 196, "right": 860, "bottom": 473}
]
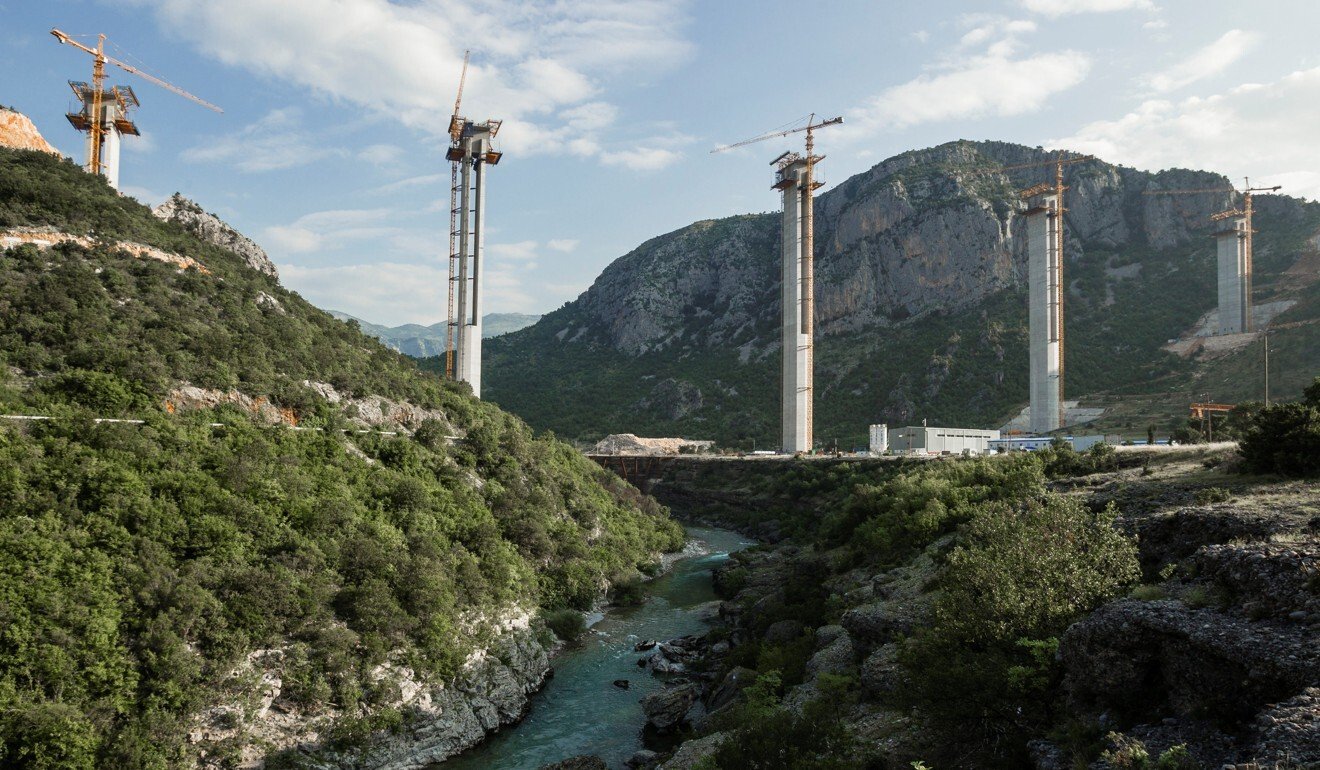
[
  {"left": 1143, "top": 179, "right": 1281, "bottom": 331},
  {"left": 713, "top": 115, "right": 843, "bottom": 449},
  {"left": 444, "top": 50, "right": 471, "bottom": 381},
  {"left": 51, "top": 28, "right": 222, "bottom": 180},
  {"left": 958, "top": 152, "right": 1096, "bottom": 428},
  {"left": 1005, "top": 153, "right": 1094, "bottom": 427}
]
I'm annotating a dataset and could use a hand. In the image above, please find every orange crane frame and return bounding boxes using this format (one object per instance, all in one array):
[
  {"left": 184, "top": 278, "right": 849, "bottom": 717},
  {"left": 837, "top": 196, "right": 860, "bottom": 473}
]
[
  {"left": 51, "top": 28, "right": 221, "bottom": 177},
  {"left": 444, "top": 51, "right": 471, "bottom": 381},
  {"left": 713, "top": 115, "right": 843, "bottom": 448},
  {"left": 1144, "top": 179, "right": 1281, "bottom": 332}
]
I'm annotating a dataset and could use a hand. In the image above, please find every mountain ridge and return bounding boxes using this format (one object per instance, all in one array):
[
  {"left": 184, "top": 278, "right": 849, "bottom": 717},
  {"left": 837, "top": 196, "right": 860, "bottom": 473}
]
[
  {"left": 471, "top": 139, "right": 1320, "bottom": 446},
  {"left": 329, "top": 311, "right": 541, "bottom": 357}
]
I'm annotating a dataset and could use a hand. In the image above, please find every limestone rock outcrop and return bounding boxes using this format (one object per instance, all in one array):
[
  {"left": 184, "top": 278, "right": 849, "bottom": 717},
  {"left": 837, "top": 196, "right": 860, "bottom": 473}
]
[
  {"left": 556, "top": 141, "right": 1241, "bottom": 358},
  {"left": 192, "top": 610, "right": 550, "bottom": 769},
  {"left": 0, "top": 108, "right": 60, "bottom": 156},
  {"left": 153, "top": 193, "right": 280, "bottom": 279}
]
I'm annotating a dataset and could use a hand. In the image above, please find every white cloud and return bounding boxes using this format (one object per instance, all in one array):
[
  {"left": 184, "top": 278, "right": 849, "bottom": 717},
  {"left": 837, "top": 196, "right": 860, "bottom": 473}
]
[
  {"left": 280, "top": 261, "right": 449, "bottom": 325},
  {"left": 910, "top": 30, "right": 930, "bottom": 44},
  {"left": 263, "top": 208, "right": 398, "bottom": 253},
  {"left": 1019, "top": 0, "right": 1154, "bottom": 17},
  {"left": 488, "top": 240, "right": 539, "bottom": 261},
  {"left": 358, "top": 143, "right": 404, "bottom": 166},
  {"left": 370, "top": 173, "right": 447, "bottom": 195},
  {"left": 846, "top": 18, "right": 1089, "bottom": 134},
  {"left": 1143, "top": 29, "right": 1261, "bottom": 93},
  {"left": 601, "top": 146, "right": 681, "bottom": 171},
  {"left": 183, "top": 108, "right": 340, "bottom": 172},
  {"left": 1052, "top": 66, "right": 1320, "bottom": 201},
  {"left": 547, "top": 239, "right": 579, "bottom": 253},
  {"left": 280, "top": 255, "right": 543, "bottom": 324},
  {"left": 128, "top": 0, "right": 693, "bottom": 167}
]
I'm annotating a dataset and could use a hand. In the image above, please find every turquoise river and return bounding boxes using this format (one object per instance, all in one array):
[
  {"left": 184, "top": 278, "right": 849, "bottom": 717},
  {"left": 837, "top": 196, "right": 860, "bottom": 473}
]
[{"left": 440, "top": 526, "right": 753, "bottom": 769}]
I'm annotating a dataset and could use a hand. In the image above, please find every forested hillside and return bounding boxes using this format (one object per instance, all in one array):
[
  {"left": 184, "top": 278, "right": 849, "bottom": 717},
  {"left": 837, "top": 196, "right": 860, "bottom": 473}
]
[{"left": 0, "top": 147, "right": 682, "bottom": 768}]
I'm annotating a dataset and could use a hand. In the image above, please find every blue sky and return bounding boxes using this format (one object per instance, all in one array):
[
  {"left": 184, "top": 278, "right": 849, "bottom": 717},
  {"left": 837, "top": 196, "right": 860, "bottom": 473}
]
[{"left": 4, "top": 0, "right": 1318, "bottom": 325}]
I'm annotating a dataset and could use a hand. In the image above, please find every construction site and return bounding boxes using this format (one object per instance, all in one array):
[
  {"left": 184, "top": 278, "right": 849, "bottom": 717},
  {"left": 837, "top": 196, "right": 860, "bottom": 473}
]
[{"left": 15, "top": 28, "right": 1308, "bottom": 463}]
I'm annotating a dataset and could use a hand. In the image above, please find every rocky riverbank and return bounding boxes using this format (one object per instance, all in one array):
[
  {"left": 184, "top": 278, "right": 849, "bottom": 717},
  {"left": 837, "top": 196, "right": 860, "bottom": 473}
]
[
  {"left": 626, "top": 446, "right": 1320, "bottom": 769},
  {"left": 189, "top": 609, "right": 552, "bottom": 769}
]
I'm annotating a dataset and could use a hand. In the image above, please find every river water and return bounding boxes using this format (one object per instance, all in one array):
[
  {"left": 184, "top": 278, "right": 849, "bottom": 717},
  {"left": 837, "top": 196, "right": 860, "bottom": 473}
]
[{"left": 440, "top": 526, "right": 753, "bottom": 770}]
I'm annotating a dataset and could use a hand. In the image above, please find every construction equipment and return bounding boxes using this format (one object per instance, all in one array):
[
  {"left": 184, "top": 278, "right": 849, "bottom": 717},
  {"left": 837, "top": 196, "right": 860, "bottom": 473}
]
[
  {"left": 442, "top": 51, "right": 501, "bottom": 396},
  {"left": 1190, "top": 402, "right": 1234, "bottom": 441},
  {"left": 711, "top": 114, "right": 843, "bottom": 156},
  {"left": 996, "top": 153, "right": 1094, "bottom": 431},
  {"left": 444, "top": 51, "right": 471, "bottom": 381},
  {"left": 1021, "top": 153, "right": 1093, "bottom": 424},
  {"left": 713, "top": 115, "right": 843, "bottom": 452},
  {"left": 1145, "top": 179, "right": 1281, "bottom": 332},
  {"left": 50, "top": 28, "right": 221, "bottom": 187}
]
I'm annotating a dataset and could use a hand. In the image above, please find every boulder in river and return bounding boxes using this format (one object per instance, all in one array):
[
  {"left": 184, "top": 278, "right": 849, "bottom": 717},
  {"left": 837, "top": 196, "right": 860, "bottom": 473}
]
[
  {"left": 641, "top": 683, "right": 700, "bottom": 732},
  {"left": 613, "top": 679, "right": 631, "bottom": 689}
]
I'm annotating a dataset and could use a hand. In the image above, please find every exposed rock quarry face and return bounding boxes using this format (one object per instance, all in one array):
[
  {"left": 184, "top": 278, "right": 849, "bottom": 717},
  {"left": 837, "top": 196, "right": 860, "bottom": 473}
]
[
  {"left": 0, "top": 108, "right": 60, "bottom": 156},
  {"left": 558, "top": 140, "right": 1240, "bottom": 357},
  {"left": 153, "top": 193, "right": 280, "bottom": 279}
]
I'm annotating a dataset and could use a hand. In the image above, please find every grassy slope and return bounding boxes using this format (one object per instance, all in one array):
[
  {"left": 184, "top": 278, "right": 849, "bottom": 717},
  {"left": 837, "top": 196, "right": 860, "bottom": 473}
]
[{"left": 0, "top": 147, "right": 682, "bottom": 767}]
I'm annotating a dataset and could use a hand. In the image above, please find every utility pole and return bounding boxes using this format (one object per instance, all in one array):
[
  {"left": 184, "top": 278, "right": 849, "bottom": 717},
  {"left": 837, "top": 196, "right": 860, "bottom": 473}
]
[{"left": 1263, "top": 332, "right": 1270, "bottom": 406}]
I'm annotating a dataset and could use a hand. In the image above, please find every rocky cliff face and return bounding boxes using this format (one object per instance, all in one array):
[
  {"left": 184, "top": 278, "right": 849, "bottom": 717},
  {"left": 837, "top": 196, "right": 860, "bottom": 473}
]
[
  {"left": 560, "top": 141, "right": 1238, "bottom": 356},
  {"left": 191, "top": 609, "right": 551, "bottom": 769},
  {"left": 154, "top": 193, "right": 280, "bottom": 279},
  {"left": 0, "top": 108, "right": 60, "bottom": 156},
  {"left": 486, "top": 140, "right": 1320, "bottom": 444},
  {"left": 642, "top": 448, "right": 1320, "bottom": 769}
]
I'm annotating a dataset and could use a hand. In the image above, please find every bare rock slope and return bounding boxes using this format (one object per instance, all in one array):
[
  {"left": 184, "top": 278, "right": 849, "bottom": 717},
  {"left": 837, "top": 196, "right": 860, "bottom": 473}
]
[
  {"left": 0, "top": 107, "right": 60, "bottom": 156},
  {"left": 154, "top": 192, "right": 280, "bottom": 279}
]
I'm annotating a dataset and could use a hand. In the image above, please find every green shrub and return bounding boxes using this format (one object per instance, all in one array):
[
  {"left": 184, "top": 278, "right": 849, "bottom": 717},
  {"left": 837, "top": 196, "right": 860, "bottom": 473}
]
[
  {"left": 902, "top": 494, "right": 1139, "bottom": 765},
  {"left": 609, "top": 575, "right": 646, "bottom": 606},
  {"left": 543, "top": 609, "right": 586, "bottom": 642},
  {"left": 1193, "top": 487, "right": 1231, "bottom": 505},
  {"left": 705, "top": 671, "right": 857, "bottom": 769},
  {"left": 831, "top": 454, "right": 1046, "bottom": 561},
  {"left": 1156, "top": 744, "right": 1198, "bottom": 770},
  {"left": 933, "top": 497, "right": 1139, "bottom": 644},
  {"left": 1239, "top": 382, "right": 1320, "bottom": 476},
  {"left": 0, "top": 700, "right": 99, "bottom": 770},
  {"left": 1131, "top": 584, "right": 1168, "bottom": 601}
]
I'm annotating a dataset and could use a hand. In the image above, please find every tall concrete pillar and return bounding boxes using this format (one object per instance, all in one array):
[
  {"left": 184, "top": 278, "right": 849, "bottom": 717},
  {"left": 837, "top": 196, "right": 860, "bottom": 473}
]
[
  {"left": 1026, "top": 193, "right": 1062, "bottom": 434},
  {"left": 1214, "top": 216, "right": 1248, "bottom": 334},
  {"left": 78, "top": 98, "right": 123, "bottom": 190},
  {"left": 455, "top": 128, "right": 492, "bottom": 397},
  {"left": 100, "top": 104, "right": 122, "bottom": 191},
  {"left": 776, "top": 157, "right": 810, "bottom": 453}
]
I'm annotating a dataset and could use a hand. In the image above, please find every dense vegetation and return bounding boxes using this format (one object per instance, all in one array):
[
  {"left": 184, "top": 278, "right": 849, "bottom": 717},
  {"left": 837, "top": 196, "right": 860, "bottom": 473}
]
[
  {"left": 0, "top": 147, "right": 683, "bottom": 767},
  {"left": 1238, "top": 376, "right": 1320, "bottom": 476},
  {"left": 698, "top": 448, "right": 1141, "bottom": 768}
]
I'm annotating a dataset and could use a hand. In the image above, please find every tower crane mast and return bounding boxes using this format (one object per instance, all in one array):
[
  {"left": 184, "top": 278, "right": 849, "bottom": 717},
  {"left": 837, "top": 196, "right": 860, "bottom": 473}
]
[
  {"left": 1144, "top": 179, "right": 1281, "bottom": 332},
  {"left": 713, "top": 114, "right": 843, "bottom": 452},
  {"left": 50, "top": 28, "right": 221, "bottom": 182}
]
